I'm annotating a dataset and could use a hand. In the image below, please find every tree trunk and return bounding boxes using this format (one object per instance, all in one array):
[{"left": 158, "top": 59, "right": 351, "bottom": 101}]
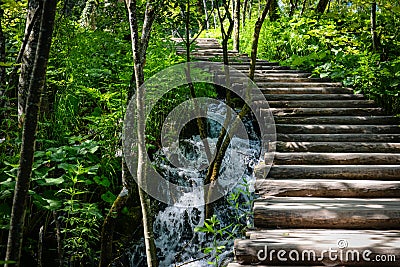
[
  {"left": 250, "top": 0, "right": 272, "bottom": 80},
  {"left": 289, "top": 0, "right": 298, "bottom": 17},
  {"left": 202, "top": 0, "right": 209, "bottom": 30},
  {"left": 233, "top": 0, "right": 240, "bottom": 51},
  {"left": 371, "top": 2, "right": 379, "bottom": 51},
  {"left": 0, "top": 5, "right": 5, "bottom": 90},
  {"left": 17, "top": 0, "right": 42, "bottom": 127},
  {"left": 211, "top": 0, "right": 217, "bottom": 28},
  {"left": 4, "top": 0, "right": 57, "bottom": 266},
  {"left": 127, "top": 0, "right": 159, "bottom": 266},
  {"left": 269, "top": 0, "right": 279, "bottom": 21},
  {"left": 242, "top": 0, "right": 249, "bottom": 27},
  {"left": 99, "top": 1, "right": 158, "bottom": 266},
  {"left": 315, "top": 0, "right": 329, "bottom": 13},
  {"left": 300, "top": 0, "right": 307, "bottom": 15}
]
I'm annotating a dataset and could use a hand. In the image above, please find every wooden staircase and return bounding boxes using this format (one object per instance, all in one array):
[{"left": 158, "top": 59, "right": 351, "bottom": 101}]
[{"left": 175, "top": 38, "right": 400, "bottom": 266}]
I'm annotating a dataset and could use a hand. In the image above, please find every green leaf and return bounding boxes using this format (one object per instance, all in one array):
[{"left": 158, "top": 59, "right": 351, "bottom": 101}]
[
  {"left": 93, "top": 175, "right": 110, "bottom": 187},
  {"left": 101, "top": 191, "right": 116, "bottom": 203},
  {"left": 37, "top": 177, "right": 65, "bottom": 186}
]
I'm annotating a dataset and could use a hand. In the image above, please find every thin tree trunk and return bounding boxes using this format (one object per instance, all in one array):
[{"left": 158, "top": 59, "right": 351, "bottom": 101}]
[
  {"left": 315, "top": 0, "right": 329, "bottom": 13},
  {"left": 127, "top": 0, "right": 158, "bottom": 266},
  {"left": 183, "top": 0, "right": 213, "bottom": 163},
  {"left": 300, "top": 0, "right": 307, "bottom": 15},
  {"left": 17, "top": 0, "right": 42, "bottom": 127},
  {"left": 269, "top": 0, "right": 279, "bottom": 21},
  {"left": 204, "top": 0, "right": 234, "bottom": 218},
  {"left": 250, "top": 0, "right": 272, "bottom": 80},
  {"left": 242, "top": 0, "right": 249, "bottom": 27},
  {"left": 4, "top": 0, "right": 57, "bottom": 266},
  {"left": 289, "top": 0, "right": 298, "bottom": 17},
  {"left": 0, "top": 5, "right": 5, "bottom": 90},
  {"left": 99, "top": 1, "right": 158, "bottom": 266},
  {"left": 211, "top": 0, "right": 217, "bottom": 28},
  {"left": 371, "top": 2, "right": 379, "bottom": 51},
  {"left": 202, "top": 0, "right": 209, "bottom": 30},
  {"left": 53, "top": 211, "right": 63, "bottom": 267},
  {"left": 233, "top": 0, "right": 240, "bottom": 51}
]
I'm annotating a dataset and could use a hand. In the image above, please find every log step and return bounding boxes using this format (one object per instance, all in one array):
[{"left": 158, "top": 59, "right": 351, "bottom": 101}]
[
  {"left": 264, "top": 94, "right": 365, "bottom": 100},
  {"left": 276, "top": 125, "right": 400, "bottom": 134},
  {"left": 267, "top": 165, "right": 400, "bottom": 180},
  {"left": 258, "top": 82, "right": 343, "bottom": 88},
  {"left": 234, "top": 229, "right": 400, "bottom": 266},
  {"left": 255, "top": 179, "right": 400, "bottom": 197},
  {"left": 270, "top": 108, "right": 384, "bottom": 116},
  {"left": 253, "top": 197, "right": 400, "bottom": 229},
  {"left": 268, "top": 100, "right": 375, "bottom": 108},
  {"left": 273, "top": 152, "right": 400, "bottom": 165},
  {"left": 231, "top": 65, "right": 293, "bottom": 70},
  {"left": 274, "top": 116, "right": 400, "bottom": 125},
  {"left": 275, "top": 141, "right": 400, "bottom": 153},
  {"left": 277, "top": 133, "right": 400, "bottom": 142},
  {"left": 262, "top": 87, "right": 353, "bottom": 94}
]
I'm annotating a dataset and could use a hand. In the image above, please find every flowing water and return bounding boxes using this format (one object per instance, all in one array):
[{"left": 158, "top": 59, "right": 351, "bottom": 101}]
[{"left": 130, "top": 103, "right": 261, "bottom": 266}]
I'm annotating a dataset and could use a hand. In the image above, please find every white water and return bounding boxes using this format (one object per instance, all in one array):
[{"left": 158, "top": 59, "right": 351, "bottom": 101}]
[{"left": 130, "top": 104, "right": 261, "bottom": 267}]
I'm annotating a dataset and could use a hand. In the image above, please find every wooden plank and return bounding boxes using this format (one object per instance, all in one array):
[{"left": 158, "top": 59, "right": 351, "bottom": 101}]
[
  {"left": 277, "top": 133, "right": 400, "bottom": 142},
  {"left": 253, "top": 197, "right": 400, "bottom": 229},
  {"left": 273, "top": 152, "right": 400, "bottom": 165},
  {"left": 267, "top": 165, "right": 400, "bottom": 179},
  {"left": 255, "top": 179, "right": 400, "bottom": 197},
  {"left": 274, "top": 116, "right": 399, "bottom": 125},
  {"left": 275, "top": 142, "right": 400, "bottom": 153},
  {"left": 264, "top": 94, "right": 365, "bottom": 100},
  {"left": 262, "top": 87, "right": 353, "bottom": 94},
  {"left": 268, "top": 100, "right": 375, "bottom": 108},
  {"left": 276, "top": 125, "right": 400, "bottom": 134},
  {"left": 235, "top": 230, "right": 400, "bottom": 266},
  {"left": 270, "top": 107, "right": 384, "bottom": 116},
  {"left": 258, "top": 82, "right": 343, "bottom": 88}
]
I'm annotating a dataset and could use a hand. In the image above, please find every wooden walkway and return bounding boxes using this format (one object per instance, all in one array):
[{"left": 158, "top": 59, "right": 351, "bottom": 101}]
[{"left": 176, "top": 38, "right": 400, "bottom": 266}]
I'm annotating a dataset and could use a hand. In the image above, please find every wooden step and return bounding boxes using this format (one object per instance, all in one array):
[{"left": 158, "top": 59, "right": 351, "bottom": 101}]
[
  {"left": 235, "top": 229, "right": 400, "bottom": 266},
  {"left": 274, "top": 116, "right": 400, "bottom": 125},
  {"left": 267, "top": 165, "right": 400, "bottom": 179},
  {"left": 230, "top": 61, "right": 280, "bottom": 66},
  {"left": 262, "top": 87, "right": 353, "bottom": 94},
  {"left": 275, "top": 141, "right": 400, "bottom": 153},
  {"left": 253, "top": 76, "right": 327, "bottom": 82},
  {"left": 255, "top": 179, "right": 400, "bottom": 197},
  {"left": 253, "top": 197, "right": 400, "bottom": 229},
  {"left": 258, "top": 82, "right": 343, "bottom": 88},
  {"left": 264, "top": 94, "right": 365, "bottom": 100},
  {"left": 253, "top": 70, "right": 312, "bottom": 76},
  {"left": 277, "top": 133, "right": 400, "bottom": 142},
  {"left": 270, "top": 107, "right": 384, "bottom": 116},
  {"left": 276, "top": 125, "right": 400, "bottom": 134},
  {"left": 273, "top": 152, "right": 400, "bottom": 165},
  {"left": 232, "top": 65, "right": 292, "bottom": 70},
  {"left": 268, "top": 100, "right": 375, "bottom": 108},
  {"left": 228, "top": 264, "right": 325, "bottom": 267}
]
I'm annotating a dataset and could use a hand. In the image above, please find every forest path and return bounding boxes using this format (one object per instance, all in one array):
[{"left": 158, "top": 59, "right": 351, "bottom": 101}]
[{"left": 175, "top": 38, "right": 400, "bottom": 266}]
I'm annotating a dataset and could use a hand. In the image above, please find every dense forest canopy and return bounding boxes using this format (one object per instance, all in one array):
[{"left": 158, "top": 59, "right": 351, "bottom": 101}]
[{"left": 0, "top": 0, "right": 399, "bottom": 266}]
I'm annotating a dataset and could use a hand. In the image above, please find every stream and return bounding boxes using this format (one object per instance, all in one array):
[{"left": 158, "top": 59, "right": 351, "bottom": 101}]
[{"left": 129, "top": 103, "right": 261, "bottom": 266}]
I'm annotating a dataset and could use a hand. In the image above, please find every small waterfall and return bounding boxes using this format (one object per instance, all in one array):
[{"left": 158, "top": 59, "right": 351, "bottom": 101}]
[{"left": 130, "top": 103, "right": 261, "bottom": 266}]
